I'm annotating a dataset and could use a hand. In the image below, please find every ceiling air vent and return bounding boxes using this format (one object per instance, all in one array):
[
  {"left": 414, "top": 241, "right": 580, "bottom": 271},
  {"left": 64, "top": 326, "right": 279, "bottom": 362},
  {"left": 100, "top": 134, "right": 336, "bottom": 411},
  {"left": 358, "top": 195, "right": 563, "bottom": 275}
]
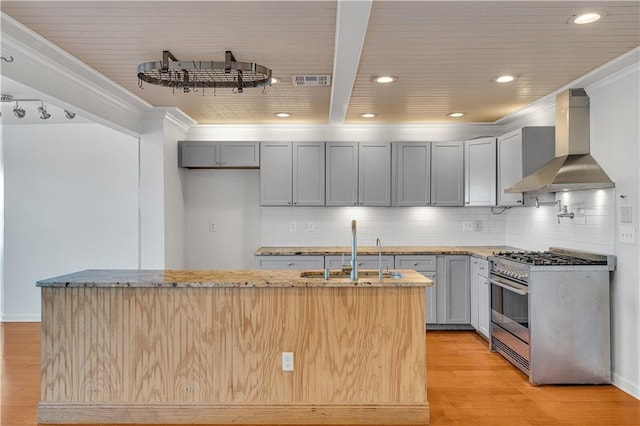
[{"left": 292, "top": 75, "right": 331, "bottom": 87}]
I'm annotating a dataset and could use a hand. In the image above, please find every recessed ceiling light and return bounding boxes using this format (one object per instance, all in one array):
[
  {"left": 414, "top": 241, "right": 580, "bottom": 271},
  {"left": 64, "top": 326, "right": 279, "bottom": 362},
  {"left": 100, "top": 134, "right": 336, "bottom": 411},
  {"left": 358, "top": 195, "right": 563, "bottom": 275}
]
[
  {"left": 447, "top": 112, "right": 465, "bottom": 118},
  {"left": 360, "top": 113, "right": 377, "bottom": 118},
  {"left": 371, "top": 75, "right": 397, "bottom": 84},
  {"left": 571, "top": 12, "right": 602, "bottom": 24},
  {"left": 495, "top": 75, "right": 516, "bottom": 83},
  {"left": 274, "top": 112, "right": 291, "bottom": 118}
]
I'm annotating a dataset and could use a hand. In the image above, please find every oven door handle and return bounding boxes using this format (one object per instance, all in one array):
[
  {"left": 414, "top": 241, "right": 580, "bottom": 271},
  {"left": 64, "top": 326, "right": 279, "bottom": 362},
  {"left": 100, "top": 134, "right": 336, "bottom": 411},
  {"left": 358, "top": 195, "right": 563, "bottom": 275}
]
[{"left": 489, "top": 277, "right": 529, "bottom": 296}]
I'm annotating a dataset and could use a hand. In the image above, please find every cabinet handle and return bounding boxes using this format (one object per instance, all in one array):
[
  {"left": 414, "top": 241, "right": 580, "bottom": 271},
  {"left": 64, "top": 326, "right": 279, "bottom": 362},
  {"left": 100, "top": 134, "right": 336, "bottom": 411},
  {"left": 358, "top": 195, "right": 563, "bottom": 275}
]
[
  {"left": 517, "top": 200, "right": 523, "bottom": 204},
  {"left": 414, "top": 262, "right": 419, "bottom": 266},
  {"left": 287, "top": 263, "right": 294, "bottom": 267}
]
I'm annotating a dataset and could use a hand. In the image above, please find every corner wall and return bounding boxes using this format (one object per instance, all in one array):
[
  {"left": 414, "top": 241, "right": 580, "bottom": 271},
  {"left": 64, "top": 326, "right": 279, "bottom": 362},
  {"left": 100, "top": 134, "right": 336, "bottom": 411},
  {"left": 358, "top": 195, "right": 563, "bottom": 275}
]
[{"left": 2, "top": 123, "right": 140, "bottom": 320}]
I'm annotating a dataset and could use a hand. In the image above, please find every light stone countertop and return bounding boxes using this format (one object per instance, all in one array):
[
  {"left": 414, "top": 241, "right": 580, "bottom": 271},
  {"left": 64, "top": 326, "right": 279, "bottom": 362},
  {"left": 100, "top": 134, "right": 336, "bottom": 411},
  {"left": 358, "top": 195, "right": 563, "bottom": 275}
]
[
  {"left": 255, "top": 245, "right": 521, "bottom": 259},
  {"left": 36, "top": 269, "right": 432, "bottom": 288}
]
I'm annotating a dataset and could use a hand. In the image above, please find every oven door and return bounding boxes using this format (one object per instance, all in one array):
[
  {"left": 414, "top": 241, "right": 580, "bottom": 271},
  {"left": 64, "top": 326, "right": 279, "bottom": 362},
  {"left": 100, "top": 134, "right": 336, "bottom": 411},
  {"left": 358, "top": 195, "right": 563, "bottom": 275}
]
[{"left": 490, "top": 274, "right": 529, "bottom": 343}]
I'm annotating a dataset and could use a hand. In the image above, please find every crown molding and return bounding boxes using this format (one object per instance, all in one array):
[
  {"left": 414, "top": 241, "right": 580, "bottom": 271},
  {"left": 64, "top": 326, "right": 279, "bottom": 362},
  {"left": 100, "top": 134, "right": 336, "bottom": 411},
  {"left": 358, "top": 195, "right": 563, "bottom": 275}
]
[{"left": 1, "top": 12, "right": 152, "bottom": 135}]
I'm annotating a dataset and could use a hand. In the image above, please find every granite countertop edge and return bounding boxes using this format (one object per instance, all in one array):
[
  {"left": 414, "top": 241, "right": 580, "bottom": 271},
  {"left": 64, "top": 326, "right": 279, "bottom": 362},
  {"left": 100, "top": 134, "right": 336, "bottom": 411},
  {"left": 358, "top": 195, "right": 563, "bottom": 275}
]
[
  {"left": 37, "top": 269, "right": 432, "bottom": 289},
  {"left": 254, "top": 245, "right": 522, "bottom": 259}
]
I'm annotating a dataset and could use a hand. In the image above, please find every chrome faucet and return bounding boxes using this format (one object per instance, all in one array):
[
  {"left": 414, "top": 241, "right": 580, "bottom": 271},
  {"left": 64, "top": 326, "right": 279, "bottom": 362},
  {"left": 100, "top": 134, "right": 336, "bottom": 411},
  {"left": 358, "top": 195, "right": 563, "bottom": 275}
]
[
  {"left": 376, "top": 237, "right": 383, "bottom": 280},
  {"left": 557, "top": 204, "right": 575, "bottom": 223},
  {"left": 350, "top": 220, "right": 358, "bottom": 281}
]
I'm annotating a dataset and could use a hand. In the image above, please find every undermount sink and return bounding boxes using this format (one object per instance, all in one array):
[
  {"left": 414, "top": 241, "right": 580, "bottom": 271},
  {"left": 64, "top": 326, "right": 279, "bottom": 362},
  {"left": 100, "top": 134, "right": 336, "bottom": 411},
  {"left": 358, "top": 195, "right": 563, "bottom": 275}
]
[{"left": 300, "top": 269, "right": 404, "bottom": 279}]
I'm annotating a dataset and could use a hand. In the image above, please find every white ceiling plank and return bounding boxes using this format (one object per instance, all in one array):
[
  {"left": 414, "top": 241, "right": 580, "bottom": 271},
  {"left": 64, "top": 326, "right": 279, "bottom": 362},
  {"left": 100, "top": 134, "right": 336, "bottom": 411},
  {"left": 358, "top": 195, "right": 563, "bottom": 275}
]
[{"left": 329, "top": 0, "right": 372, "bottom": 125}]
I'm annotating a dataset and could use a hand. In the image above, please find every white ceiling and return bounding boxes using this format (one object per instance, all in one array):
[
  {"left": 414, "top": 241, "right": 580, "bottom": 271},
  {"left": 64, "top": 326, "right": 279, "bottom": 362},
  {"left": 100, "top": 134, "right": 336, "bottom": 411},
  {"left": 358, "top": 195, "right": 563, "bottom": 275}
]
[{"left": 1, "top": 1, "right": 639, "bottom": 125}]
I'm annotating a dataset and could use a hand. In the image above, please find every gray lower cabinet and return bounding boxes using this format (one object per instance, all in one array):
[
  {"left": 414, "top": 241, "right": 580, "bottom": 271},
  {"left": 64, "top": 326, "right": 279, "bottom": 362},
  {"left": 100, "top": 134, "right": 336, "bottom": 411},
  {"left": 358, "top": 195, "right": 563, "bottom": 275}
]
[
  {"left": 395, "top": 256, "right": 437, "bottom": 325},
  {"left": 255, "top": 255, "right": 324, "bottom": 270},
  {"left": 431, "top": 141, "right": 464, "bottom": 206},
  {"left": 477, "top": 261, "right": 490, "bottom": 339},
  {"left": 471, "top": 257, "right": 490, "bottom": 337},
  {"left": 436, "top": 255, "right": 470, "bottom": 324},
  {"left": 325, "top": 255, "right": 394, "bottom": 271}
]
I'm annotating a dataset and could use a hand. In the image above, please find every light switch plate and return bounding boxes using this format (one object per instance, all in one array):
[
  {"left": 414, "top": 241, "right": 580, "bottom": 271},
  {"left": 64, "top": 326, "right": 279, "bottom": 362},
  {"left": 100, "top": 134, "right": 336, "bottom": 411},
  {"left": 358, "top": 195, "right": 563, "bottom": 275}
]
[
  {"left": 619, "top": 225, "right": 636, "bottom": 244},
  {"left": 289, "top": 221, "right": 296, "bottom": 232}
]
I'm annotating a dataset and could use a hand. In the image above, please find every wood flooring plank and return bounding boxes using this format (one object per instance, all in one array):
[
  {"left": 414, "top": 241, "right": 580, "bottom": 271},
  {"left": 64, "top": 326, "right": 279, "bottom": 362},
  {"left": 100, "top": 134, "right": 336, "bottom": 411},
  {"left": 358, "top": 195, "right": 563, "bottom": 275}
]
[{"left": 2, "top": 323, "right": 639, "bottom": 425}]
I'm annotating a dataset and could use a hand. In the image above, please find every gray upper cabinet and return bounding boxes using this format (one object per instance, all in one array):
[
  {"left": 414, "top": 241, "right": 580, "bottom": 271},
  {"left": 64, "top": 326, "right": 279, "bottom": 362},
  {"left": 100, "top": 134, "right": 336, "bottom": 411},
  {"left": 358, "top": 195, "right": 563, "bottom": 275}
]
[
  {"left": 261, "top": 142, "right": 325, "bottom": 206},
  {"left": 326, "top": 142, "right": 359, "bottom": 206},
  {"left": 260, "top": 142, "right": 293, "bottom": 206},
  {"left": 393, "top": 142, "right": 431, "bottom": 206},
  {"left": 464, "top": 137, "right": 497, "bottom": 206},
  {"left": 179, "top": 141, "right": 259, "bottom": 168},
  {"left": 431, "top": 141, "right": 464, "bottom": 206},
  {"left": 293, "top": 142, "right": 325, "bottom": 206},
  {"left": 497, "top": 127, "right": 555, "bottom": 206},
  {"left": 359, "top": 142, "right": 391, "bottom": 206}
]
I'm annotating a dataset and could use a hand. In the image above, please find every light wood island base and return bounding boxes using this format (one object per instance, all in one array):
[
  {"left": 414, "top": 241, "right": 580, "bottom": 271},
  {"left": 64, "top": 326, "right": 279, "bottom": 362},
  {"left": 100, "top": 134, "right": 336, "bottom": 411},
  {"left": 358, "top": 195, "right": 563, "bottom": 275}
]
[{"left": 38, "top": 270, "right": 430, "bottom": 424}]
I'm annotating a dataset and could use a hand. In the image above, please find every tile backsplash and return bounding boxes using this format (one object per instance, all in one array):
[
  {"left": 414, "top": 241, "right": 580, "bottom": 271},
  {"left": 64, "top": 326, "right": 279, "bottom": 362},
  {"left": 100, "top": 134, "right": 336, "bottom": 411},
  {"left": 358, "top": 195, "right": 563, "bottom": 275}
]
[
  {"left": 261, "top": 206, "right": 507, "bottom": 247},
  {"left": 261, "top": 189, "right": 615, "bottom": 254}
]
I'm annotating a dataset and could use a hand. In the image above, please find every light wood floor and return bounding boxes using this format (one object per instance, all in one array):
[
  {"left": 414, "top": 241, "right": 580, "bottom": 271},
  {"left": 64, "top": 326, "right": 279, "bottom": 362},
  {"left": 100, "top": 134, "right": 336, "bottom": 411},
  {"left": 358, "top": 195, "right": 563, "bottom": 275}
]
[{"left": 2, "top": 322, "right": 639, "bottom": 426}]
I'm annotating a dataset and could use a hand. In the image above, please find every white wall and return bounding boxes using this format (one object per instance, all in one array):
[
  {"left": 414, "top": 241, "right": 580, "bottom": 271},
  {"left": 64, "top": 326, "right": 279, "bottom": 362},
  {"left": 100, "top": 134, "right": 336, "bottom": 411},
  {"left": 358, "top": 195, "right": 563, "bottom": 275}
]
[{"left": 2, "top": 123, "right": 139, "bottom": 320}]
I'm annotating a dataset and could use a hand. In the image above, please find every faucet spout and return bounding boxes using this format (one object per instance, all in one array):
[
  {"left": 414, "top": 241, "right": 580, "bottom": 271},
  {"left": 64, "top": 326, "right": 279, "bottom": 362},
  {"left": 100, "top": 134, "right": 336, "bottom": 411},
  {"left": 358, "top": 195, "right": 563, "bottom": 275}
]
[{"left": 351, "top": 220, "right": 358, "bottom": 281}]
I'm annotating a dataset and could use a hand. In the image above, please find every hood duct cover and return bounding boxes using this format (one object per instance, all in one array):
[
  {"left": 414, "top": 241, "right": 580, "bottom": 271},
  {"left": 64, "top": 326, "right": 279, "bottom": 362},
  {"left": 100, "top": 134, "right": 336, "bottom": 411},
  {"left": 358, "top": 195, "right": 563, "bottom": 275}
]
[{"left": 505, "top": 89, "right": 614, "bottom": 193}]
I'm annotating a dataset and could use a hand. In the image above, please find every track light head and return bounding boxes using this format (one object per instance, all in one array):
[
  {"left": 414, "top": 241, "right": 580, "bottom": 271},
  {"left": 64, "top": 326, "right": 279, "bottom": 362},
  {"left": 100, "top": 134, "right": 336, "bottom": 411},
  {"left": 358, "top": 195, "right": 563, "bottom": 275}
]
[
  {"left": 64, "top": 109, "right": 76, "bottom": 119},
  {"left": 38, "top": 103, "right": 51, "bottom": 120},
  {"left": 13, "top": 103, "right": 26, "bottom": 119}
]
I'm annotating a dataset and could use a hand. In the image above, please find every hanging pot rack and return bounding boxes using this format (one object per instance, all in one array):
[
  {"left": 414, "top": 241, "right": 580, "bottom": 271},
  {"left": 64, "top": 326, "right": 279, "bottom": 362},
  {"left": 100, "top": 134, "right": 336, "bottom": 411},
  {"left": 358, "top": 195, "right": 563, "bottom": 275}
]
[{"left": 136, "top": 50, "right": 272, "bottom": 94}]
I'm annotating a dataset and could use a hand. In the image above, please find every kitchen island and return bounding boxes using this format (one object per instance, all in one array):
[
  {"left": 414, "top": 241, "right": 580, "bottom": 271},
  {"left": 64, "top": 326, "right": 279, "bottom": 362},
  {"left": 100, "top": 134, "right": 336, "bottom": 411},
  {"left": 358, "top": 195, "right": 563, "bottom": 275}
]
[{"left": 37, "top": 269, "right": 432, "bottom": 425}]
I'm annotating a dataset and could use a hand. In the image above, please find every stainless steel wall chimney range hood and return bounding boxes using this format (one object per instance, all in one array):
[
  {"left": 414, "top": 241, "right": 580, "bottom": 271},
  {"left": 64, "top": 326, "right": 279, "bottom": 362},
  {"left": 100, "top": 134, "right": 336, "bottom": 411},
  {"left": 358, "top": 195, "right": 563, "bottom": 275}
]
[{"left": 505, "top": 89, "right": 614, "bottom": 193}]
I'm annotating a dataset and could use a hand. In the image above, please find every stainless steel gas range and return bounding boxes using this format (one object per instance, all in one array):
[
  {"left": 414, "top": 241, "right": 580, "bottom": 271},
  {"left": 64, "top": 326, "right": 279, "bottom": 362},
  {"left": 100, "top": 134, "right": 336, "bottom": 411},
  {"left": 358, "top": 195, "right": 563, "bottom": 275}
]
[{"left": 488, "top": 247, "right": 615, "bottom": 385}]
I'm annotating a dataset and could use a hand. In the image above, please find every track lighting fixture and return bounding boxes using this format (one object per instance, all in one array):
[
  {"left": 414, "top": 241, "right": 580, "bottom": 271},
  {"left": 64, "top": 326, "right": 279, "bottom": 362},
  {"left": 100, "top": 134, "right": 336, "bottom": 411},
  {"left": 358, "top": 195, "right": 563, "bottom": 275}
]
[
  {"left": 13, "top": 102, "right": 26, "bottom": 119},
  {"left": 1, "top": 94, "right": 77, "bottom": 120},
  {"left": 38, "top": 102, "right": 51, "bottom": 120}
]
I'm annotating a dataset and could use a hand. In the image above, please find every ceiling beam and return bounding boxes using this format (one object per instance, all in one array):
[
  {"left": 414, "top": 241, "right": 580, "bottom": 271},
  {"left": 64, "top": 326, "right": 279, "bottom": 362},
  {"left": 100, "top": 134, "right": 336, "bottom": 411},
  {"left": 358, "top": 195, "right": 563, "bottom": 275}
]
[{"left": 328, "top": 0, "right": 372, "bottom": 125}]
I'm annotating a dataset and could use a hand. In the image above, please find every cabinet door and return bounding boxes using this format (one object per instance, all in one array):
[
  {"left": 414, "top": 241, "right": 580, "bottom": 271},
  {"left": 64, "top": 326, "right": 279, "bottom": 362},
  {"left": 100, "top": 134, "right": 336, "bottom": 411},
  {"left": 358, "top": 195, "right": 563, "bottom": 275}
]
[
  {"left": 424, "top": 272, "right": 437, "bottom": 325},
  {"left": 431, "top": 141, "right": 464, "bottom": 206},
  {"left": 394, "top": 142, "right": 431, "bottom": 206},
  {"left": 478, "top": 276, "right": 490, "bottom": 339},
  {"left": 293, "top": 142, "right": 325, "bottom": 206},
  {"left": 442, "top": 255, "right": 470, "bottom": 324},
  {"left": 326, "top": 142, "right": 358, "bottom": 206},
  {"left": 219, "top": 142, "right": 259, "bottom": 167},
  {"left": 470, "top": 258, "right": 480, "bottom": 330},
  {"left": 260, "top": 142, "right": 293, "bottom": 206},
  {"left": 497, "top": 130, "right": 524, "bottom": 206},
  {"left": 359, "top": 143, "right": 391, "bottom": 206},
  {"left": 179, "top": 141, "right": 218, "bottom": 168},
  {"left": 255, "top": 255, "right": 324, "bottom": 270},
  {"left": 465, "top": 137, "right": 496, "bottom": 206}
]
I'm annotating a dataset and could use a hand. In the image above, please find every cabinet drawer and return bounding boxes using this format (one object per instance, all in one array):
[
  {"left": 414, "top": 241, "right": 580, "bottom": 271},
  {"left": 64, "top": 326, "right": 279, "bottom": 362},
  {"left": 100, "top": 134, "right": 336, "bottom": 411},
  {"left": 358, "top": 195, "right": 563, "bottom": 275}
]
[
  {"left": 325, "top": 255, "right": 394, "bottom": 271},
  {"left": 255, "top": 256, "right": 324, "bottom": 270},
  {"left": 395, "top": 255, "right": 437, "bottom": 271}
]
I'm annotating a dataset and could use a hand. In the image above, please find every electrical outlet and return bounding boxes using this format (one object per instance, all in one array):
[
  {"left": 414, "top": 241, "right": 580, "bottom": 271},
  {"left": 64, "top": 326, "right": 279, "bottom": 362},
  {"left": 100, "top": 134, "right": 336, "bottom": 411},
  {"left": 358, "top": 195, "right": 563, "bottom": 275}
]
[
  {"left": 462, "top": 221, "right": 474, "bottom": 232},
  {"left": 282, "top": 352, "right": 294, "bottom": 371},
  {"left": 474, "top": 220, "right": 482, "bottom": 231},
  {"left": 289, "top": 221, "right": 296, "bottom": 232},
  {"left": 209, "top": 223, "right": 217, "bottom": 232},
  {"left": 307, "top": 222, "right": 315, "bottom": 232},
  {"left": 619, "top": 225, "right": 636, "bottom": 244}
]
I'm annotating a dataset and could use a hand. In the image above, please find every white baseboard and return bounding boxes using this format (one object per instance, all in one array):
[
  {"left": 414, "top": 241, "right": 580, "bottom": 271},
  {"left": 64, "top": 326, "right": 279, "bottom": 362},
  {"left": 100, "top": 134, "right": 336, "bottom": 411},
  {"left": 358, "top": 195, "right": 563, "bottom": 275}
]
[
  {"left": 0, "top": 313, "right": 41, "bottom": 322},
  {"left": 612, "top": 372, "right": 640, "bottom": 400}
]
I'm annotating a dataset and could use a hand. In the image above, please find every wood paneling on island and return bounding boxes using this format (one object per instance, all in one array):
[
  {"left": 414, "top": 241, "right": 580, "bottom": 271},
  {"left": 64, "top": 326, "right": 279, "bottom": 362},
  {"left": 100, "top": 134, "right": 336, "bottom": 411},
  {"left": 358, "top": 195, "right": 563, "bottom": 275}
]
[{"left": 38, "top": 272, "right": 429, "bottom": 425}]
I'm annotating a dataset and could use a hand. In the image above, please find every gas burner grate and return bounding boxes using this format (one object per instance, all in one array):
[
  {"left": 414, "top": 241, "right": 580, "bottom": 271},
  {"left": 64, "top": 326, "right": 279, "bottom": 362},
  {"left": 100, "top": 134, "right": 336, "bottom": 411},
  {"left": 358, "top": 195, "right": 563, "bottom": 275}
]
[{"left": 493, "top": 251, "right": 607, "bottom": 266}]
